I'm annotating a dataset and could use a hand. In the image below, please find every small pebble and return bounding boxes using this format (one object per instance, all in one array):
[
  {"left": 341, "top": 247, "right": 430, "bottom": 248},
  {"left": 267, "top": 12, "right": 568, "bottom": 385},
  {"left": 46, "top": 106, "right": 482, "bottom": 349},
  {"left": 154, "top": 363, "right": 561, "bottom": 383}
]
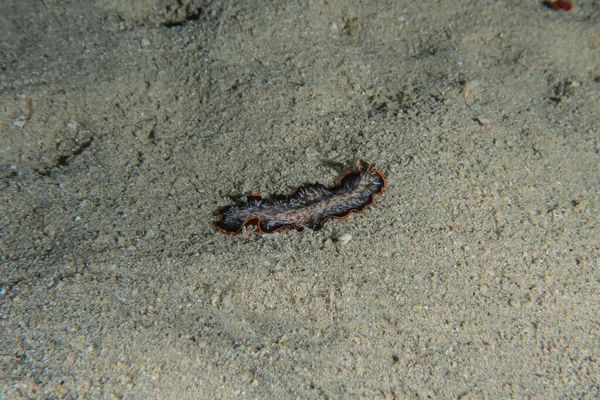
[{"left": 337, "top": 233, "right": 352, "bottom": 245}]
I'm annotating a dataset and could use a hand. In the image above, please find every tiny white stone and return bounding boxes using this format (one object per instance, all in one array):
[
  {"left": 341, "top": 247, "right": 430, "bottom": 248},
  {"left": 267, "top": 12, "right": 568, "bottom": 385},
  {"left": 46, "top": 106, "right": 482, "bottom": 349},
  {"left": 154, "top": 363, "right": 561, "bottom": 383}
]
[
  {"left": 337, "top": 233, "right": 352, "bottom": 245},
  {"left": 12, "top": 116, "right": 26, "bottom": 127}
]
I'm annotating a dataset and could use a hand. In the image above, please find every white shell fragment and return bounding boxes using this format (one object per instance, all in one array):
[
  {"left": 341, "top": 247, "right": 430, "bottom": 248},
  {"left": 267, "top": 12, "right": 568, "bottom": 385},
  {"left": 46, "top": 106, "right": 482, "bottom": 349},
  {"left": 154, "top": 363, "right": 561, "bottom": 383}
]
[{"left": 337, "top": 233, "right": 353, "bottom": 245}]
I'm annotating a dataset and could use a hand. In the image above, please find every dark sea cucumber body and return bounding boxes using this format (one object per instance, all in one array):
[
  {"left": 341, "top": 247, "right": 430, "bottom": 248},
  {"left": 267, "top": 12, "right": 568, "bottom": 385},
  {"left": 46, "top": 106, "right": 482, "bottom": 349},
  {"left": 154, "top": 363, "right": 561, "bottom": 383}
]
[{"left": 216, "top": 160, "right": 386, "bottom": 234}]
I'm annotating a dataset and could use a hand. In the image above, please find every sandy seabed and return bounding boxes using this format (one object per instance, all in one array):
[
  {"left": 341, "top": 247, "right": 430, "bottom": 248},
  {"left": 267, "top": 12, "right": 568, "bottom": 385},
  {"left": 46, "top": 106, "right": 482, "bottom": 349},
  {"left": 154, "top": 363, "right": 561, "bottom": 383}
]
[{"left": 1, "top": 0, "right": 599, "bottom": 398}]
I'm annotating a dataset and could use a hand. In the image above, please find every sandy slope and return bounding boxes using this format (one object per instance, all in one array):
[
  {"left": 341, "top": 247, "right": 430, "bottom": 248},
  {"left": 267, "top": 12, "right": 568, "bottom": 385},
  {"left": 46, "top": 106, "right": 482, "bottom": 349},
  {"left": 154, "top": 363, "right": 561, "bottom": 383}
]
[{"left": 1, "top": 0, "right": 599, "bottom": 397}]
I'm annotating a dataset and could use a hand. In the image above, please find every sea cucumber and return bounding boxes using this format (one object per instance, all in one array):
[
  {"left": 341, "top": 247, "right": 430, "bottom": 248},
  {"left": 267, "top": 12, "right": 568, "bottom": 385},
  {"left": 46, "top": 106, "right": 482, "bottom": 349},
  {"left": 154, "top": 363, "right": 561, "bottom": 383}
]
[{"left": 216, "top": 159, "right": 386, "bottom": 234}]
